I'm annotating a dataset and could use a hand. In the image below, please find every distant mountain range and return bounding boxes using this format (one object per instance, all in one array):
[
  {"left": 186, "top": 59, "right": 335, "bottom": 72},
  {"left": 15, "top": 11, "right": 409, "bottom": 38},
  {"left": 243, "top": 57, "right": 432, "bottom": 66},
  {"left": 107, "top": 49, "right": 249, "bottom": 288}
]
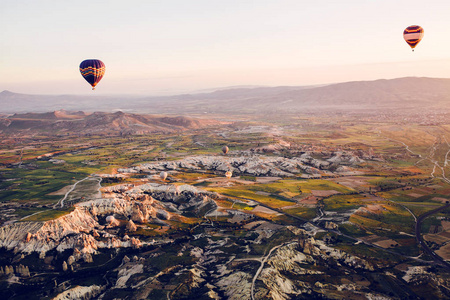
[
  {"left": 0, "top": 110, "right": 222, "bottom": 136},
  {"left": 1, "top": 77, "right": 450, "bottom": 114}
]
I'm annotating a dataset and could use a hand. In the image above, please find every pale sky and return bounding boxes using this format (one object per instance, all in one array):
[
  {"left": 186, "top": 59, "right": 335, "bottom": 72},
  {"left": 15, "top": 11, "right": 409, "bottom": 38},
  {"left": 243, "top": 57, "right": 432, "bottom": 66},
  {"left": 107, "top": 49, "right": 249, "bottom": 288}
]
[{"left": 1, "top": 0, "right": 450, "bottom": 95}]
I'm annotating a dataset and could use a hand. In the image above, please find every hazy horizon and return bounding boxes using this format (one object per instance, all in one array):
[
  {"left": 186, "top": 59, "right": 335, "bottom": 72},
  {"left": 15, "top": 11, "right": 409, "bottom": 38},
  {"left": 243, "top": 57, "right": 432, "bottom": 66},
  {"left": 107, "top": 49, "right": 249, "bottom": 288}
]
[{"left": 2, "top": 73, "right": 450, "bottom": 97}]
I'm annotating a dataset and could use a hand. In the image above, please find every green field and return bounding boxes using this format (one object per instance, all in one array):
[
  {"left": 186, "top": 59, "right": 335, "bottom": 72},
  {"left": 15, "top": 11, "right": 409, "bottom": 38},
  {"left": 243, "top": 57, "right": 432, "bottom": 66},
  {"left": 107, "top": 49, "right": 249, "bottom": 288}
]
[
  {"left": 0, "top": 166, "right": 83, "bottom": 204},
  {"left": 283, "top": 207, "right": 317, "bottom": 219},
  {"left": 20, "top": 207, "right": 75, "bottom": 222},
  {"left": 323, "top": 194, "right": 368, "bottom": 212},
  {"left": 207, "top": 186, "right": 294, "bottom": 208},
  {"left": 250, "top": 179, "right": 354, "bottom": 198},
  {"left": 208, "top": 178, "right": 354, "bottom": 210},
  {"left": 349, "top": 203, "right": 415, "bottom": 234}
]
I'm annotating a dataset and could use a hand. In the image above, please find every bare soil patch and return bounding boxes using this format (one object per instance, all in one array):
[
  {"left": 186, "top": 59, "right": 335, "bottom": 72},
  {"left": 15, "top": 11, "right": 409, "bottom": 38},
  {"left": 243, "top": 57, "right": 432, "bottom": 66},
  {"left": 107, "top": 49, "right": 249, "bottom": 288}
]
[
  {"left": 47, "top": 185, "right": 73, "bottom": 196},
  {"left": 328, "top": 176, "right": 370, "bottom": 190},
  {"left": 255, "top": 176, "right": 282, "bottom": 184},
  {"left": 432, "top": 197, "right": 449, "bottom": 203},
  {"left": 424, "top": 234, "right": 448, "bottom": 245},
  {"left": 408, "top": 193, "right": 425, "bottom": 198},
  {"left": 361, "top": 235, "right": 398, "bottom": 248},
  {"left": 442, "top": 221, "right": 450, "bottom": 231},
  {"left": 311, "top": 190, "right": 340, "bottom": 197},
  {"left": 435, "top": 243, "right": 450, "bottom": 260},
  {"left": 281, "top": 204, "right": 301, "bottom": 210},
  {"left": 428, "top": 184, "right": 444, "bottom": 189},
  {"left": 374, "top": 239, "right": 399, "bottom": 248},
  {"left": 299, "top": 195, "right": 319, "bottom": 206},
  {"left": 203, "top": 177, "right": 255, "bottom": 187},
  {"left": 362, "top": 204, "right": 386, "bottom": 214},
  {"left": 244, "top": 220, "right": 266, "bottom": 230},
  {"left": 251, "top": 205, "right": 280, "bottom": 215},
  {"left": 361, "top": 235, "right": 385, "bottom": 243}
]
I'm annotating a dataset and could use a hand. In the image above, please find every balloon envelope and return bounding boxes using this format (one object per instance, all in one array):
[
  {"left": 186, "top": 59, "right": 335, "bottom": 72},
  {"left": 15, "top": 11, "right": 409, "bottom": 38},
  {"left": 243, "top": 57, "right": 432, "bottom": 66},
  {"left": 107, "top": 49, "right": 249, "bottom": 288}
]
[
  {"left": 160, "top": 171, "right": 168, "bottom": 181},
  {"left": 225, "top": 171, "right": 232, "bottom": 179},
  {"left": 106, "top": 215, "right": 116, "bottom": 223},
  {"left": 403, "top": 25, "right": 424, "bottom": 51},
  {"left": 222, "top": 146, "right": 229, "bottom": 154},
  {"left": 79, "top": 59, "right": 105, "bottom": 90}
]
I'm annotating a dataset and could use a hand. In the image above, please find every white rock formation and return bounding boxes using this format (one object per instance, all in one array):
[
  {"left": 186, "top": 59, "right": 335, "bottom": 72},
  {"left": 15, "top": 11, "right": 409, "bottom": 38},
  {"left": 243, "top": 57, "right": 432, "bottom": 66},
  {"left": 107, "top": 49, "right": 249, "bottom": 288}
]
[
  {"left": 0, "top": 222, "right": 43, "bottom": 250},
  {"left": 52, "top": 285, "right": 103, "bottom": 300},
  {"left": 260, "top": 267, "right": 300, "bottom": 300},
  {"left": 0, "top": 204, "right": 144, "bottom": 255},
  {"left": 115, "top": 263, "right": 144, "bottom": 288},
  {"left": 126, "top": 220, "right": 137, "bottom": 232},
  {"left": 189, "top": 267, "right": 206, "bottom": 288},
  {"left": 402, "top": 266, "right": 429, "bottom": 283},
  {"left": 0, "top": 208, "right": 97, "bottom": 255},
  {"left": 118, "top": 154, "right": 332, "bottom": 177},
  {"left": 267, "top": 243, "right": 318, "bottom": 274},
  {"left": 216, "top": 271, "right": 252, "bottom": 300},
  {"left": 0, "top": 181, "right": 210, "bottom": 256}
]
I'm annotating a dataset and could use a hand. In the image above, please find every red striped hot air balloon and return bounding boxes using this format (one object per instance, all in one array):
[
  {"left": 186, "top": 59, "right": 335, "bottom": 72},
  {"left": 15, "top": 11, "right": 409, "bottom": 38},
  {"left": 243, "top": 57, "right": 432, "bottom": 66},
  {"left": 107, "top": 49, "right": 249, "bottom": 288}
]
[
  {"left": 79, "top": 59, "right": 105, "bottom": 90},
  {"left": 403, "top": 25, "right": 424, "bottom": 52}
]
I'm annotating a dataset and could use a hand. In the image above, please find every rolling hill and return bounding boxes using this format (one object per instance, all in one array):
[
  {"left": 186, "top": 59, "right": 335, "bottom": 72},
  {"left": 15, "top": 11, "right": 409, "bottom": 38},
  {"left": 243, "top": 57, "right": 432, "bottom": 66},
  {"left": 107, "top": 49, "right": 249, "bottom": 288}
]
[
  {"left": 0, "top": 111, "right": 223, "bottom": 136},
  {"left": 1, "top": 77, "right": 450, "bottom": 114}
]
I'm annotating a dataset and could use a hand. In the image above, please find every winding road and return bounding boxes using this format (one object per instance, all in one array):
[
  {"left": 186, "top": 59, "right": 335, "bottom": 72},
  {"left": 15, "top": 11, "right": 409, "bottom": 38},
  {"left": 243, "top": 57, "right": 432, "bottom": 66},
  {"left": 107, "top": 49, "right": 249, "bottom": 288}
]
[
  {"left": 53, "top": 175, "right": 102, "bottom": 208},
  {"left": 54, "top": 176, "right": 91, "bottom": 208},
  {"left": 18, "top": 175, "right": 102, "bottom": 222},
  {"left": 415, "top": 203, "right": 450, "bottom": 269}
]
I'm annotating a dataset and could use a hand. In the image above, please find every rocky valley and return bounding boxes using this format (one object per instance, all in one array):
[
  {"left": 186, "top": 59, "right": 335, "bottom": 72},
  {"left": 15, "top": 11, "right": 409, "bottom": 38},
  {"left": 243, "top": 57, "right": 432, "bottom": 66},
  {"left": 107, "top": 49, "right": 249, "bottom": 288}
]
[{"left": 0, "top": 107, "right": 449, "bottom": 299}]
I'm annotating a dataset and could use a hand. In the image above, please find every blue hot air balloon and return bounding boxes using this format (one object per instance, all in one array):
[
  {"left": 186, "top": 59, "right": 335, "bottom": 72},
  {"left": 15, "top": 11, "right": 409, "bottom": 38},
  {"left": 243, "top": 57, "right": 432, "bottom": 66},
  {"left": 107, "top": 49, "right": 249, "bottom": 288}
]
[{"left": 79, "top": 59, "right": 105, "bottom": 90}]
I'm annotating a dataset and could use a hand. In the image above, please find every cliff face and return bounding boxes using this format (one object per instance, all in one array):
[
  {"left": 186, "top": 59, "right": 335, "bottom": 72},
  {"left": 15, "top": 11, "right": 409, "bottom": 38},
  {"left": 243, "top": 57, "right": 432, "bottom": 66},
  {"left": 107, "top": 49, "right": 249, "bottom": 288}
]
[
  {"left": 0, "top": 206, "right": 134, "bottom": 255},
  {"left": 24, "top": 208, "right": 98, "bottom": 253},
  {"left": 0, "top": 183, "right": 214, "bottom": 256},
  {"left": 0, "top": 222, "right": 43, "bottom": 250},
  {"left": 0, "top": 208, "right": 100, "bottom": 254}
]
